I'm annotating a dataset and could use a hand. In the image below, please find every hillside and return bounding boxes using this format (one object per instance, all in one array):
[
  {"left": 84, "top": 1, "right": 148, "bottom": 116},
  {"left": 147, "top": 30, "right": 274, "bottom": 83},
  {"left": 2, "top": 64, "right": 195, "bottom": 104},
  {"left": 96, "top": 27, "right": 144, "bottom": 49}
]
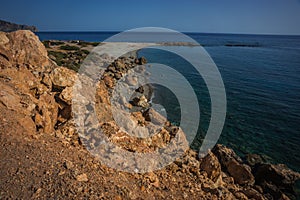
[{"left": 0, "top": 19, "right": 38, "bottom": 32}]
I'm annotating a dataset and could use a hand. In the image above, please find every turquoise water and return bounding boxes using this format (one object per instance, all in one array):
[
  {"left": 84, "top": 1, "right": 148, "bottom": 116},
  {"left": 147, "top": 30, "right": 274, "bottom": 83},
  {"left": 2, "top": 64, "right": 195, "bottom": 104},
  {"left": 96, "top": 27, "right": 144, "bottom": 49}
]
[{"left": 37, "top": 32, "right": 300, "bottom": 172}]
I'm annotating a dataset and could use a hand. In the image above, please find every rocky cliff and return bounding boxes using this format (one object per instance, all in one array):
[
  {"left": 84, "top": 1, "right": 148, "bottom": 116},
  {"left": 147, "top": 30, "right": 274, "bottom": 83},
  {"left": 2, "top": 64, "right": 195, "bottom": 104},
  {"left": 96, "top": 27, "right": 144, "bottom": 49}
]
[
  {"left": 0, "top": 19, "right": 38, "bottom": 32},
  {"left": 0, "top": 30, "right": 299, "bottom": 199}
]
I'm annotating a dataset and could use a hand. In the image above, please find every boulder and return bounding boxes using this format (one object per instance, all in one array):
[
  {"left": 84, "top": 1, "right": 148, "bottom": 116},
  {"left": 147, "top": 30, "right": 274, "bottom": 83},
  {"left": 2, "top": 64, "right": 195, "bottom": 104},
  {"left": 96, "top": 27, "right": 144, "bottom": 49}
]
[
  {"left": 50, "top": 67, "right": 77, "bottom": 88},
  {"left": 114, "top": 60, "right": 126, "bottom": 71},
  {"left": 131, "top": 95, "right": 149, "bottom": 108},
  {"left": 143, "top": 108, "right": 167, "bottom": 125},
  {"left": 135, "top": 57, "right": 147, "bottom": 65},
  {"left": 0, "top": 30, "right": 49, "bottom": 69},
  {"left": 200, "top": 151, "right": 221, "bottom": 182},
  {"left": 254, "top": 163, "right": 300, "bottom": 198},
  {"left": 212, "top": 144, "right": 255, "bottom": 186},
  {"left": 226, "top": 159, "right": 255, "bottom": 186}
]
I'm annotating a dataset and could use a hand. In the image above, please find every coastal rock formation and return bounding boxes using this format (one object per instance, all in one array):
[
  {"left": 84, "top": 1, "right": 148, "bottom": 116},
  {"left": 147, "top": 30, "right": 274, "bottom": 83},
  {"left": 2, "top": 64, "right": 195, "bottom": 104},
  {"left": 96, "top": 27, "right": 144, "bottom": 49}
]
[
  {"left": 200, "top": 151, "right": 221, "bottom": 182},
  {"left": 0, "top": 30, "right": 49, "bottom": 69},
  {"left": 212, "top": 144, "right": 255, "bottom": 186},
  {"left": 0, "top": 19, "right": 38, "bottom": 32},
  {"left": 254, "top": 163, "right": 300, "bottom": 199},
  {"left": 0, "top": 30, "right": 299, "bottom": 199}
]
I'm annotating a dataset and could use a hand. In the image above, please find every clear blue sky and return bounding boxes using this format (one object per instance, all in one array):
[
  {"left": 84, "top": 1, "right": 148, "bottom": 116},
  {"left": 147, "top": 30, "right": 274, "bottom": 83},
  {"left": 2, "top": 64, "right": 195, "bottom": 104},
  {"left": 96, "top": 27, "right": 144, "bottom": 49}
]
[{"left": 1, "top": 0, "right": 300, "bottom": 35}]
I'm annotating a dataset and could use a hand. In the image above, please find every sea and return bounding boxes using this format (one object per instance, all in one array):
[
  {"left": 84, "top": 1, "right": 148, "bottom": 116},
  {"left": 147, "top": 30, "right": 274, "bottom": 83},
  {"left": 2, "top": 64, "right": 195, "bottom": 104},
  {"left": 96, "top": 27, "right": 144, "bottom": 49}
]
[{"left": 36, "top": 32, "right": 300, "bottom": 173}]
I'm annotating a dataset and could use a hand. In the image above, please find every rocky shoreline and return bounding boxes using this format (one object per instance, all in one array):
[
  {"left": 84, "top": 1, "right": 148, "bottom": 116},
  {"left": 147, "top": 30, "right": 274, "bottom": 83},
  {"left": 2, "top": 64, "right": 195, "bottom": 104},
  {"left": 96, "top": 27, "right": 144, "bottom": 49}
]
[{"left": 0, "top": 30, "right": 299, "bottom": 199}]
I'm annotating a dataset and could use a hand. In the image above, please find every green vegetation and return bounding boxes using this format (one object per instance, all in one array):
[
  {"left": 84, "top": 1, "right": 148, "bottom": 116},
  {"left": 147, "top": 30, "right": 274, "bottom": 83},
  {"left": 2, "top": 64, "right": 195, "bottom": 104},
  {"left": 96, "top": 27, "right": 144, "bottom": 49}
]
[
  {"left": 78, "top": 41, "right": 100, "bottom": 47},
  {"left": 42, "top": 41, "right": 50, "bottom": 48},
  {"left": 48, "top": 51, "right": 67, "bottom": 66},
  {"left": 81, "top": 49, "right": 90, "bottom": 55},
  {"left": 47, "top": 49, "right": 91, "bottom": 72},
  {"left": 42, "top": 40, "right": 65, "bottom": 48},
  {"left": 50, "top": 41, "right": 64, "bottom": 46},
  {"left": 59, "top": 45, "right": 80, "bottom": 51}
]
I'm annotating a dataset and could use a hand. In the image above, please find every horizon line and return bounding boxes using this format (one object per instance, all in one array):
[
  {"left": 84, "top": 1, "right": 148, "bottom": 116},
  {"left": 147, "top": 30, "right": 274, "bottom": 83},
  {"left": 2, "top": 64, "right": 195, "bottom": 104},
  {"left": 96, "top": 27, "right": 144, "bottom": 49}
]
[{"left": 35, "top": 30, "right": 300, "bottom": 37}]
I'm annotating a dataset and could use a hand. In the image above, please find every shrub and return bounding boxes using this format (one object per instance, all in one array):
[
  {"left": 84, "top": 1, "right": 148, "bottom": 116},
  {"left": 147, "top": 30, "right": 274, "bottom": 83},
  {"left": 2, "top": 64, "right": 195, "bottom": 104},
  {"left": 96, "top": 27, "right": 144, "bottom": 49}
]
[{"left": 59, "top": 45, "right": 80, "bottom": 51}]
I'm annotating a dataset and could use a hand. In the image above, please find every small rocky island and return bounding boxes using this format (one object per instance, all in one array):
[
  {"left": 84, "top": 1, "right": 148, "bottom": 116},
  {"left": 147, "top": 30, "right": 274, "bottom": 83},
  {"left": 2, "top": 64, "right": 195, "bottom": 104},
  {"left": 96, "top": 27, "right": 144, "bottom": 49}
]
[
  {"left": 0, "top": 19, "right": 38, "bottom": 32},
  {"left": 0, "top": 30, "right": 299, "bottom": 199}
]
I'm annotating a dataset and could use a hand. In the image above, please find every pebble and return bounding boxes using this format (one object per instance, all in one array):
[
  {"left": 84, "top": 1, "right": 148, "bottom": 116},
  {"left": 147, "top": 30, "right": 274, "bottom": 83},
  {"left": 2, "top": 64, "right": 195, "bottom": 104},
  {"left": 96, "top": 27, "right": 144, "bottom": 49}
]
[{"left": 76, "top": 173, "right": 88, "bottom": 182}]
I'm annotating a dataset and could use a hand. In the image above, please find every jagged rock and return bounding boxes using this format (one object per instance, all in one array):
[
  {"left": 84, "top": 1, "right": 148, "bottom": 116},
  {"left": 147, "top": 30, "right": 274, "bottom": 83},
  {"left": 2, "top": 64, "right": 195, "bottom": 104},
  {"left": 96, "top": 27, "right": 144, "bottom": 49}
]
[
  {"left": 0, "top": 82, "right": 36, "bottom": 134},
  {"left": 0, "top": 32, "right": 9, "bottom": 45},
  {"left": 135, "top": 57, "right": 147, "bottom": 65},
  {"left": 0, "top": 30, "right": 49, "bottom": 69},
  {"left": 114, "top": 60, "right": 126, "bottom": 71},
  {"left": 50, "top": 67, "right": 77, "bottom": 88},
  {"left": 0, "top": 83, "right": 23, "bottom": 112},
  {"left": 200, "top": 151, "right": 221, "bottom": 182},
  {"left": 254, "top": 163, "right": 300, "bottom": 198},
  {"left": 212, "top": 144, "right": 255, "bottom": 186},
  {"left": 37, "top": 93, "right": 58, "bottom": 134},
  {"left": 41, "top": 74, "right": 52, "bottom": 89},
  {"left": 227, "top": 159, "right": 254, "bottom": 186},
  {"left": 59, "top": 87, "right": 73, "bottom": 105},
  {"left": 143, "top": 108, "right": 166, "bottom": 125},
  {"left": 234, "top": 192, "right": 249, "bottom": 200},
  {"left": 241, "top": 188, "right": 265, "bottom": 200},
  {"left": 131, "top": 95, "right": 149, "bottom": 108}
]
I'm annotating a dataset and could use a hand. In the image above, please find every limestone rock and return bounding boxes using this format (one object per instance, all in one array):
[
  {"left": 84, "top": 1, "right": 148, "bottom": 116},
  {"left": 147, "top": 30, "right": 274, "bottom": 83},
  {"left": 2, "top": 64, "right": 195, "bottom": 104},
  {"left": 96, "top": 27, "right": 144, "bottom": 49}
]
[
  {"left": 212, "top": 144, "right": 255, "bottom": 186},
  {"left": 50, "top": 67, "right": 77, "bottom": 88},
  {"left": 76, "top": 173, "right": 88, "bottom": 182},
  {"left": 200, "top": 151, "right": 221, "bottom": 182},
  {"left": 59, "top": 86, "right": 73, "bottom": 105},
  {"left": 0, "top": 30, "right": 49, "bottom": 69},
  {"left": 103, "top": 75, "right": 115, "bottom": 89},
  {"left": 0, "top": 32, "right": 9, "bottom": 45},
  {"left": 226, "top": 159, "right": 255, "bottom": 185},
  {"left": 241, "top": 188, "right": 265, "bottom": 200},
  {"left": 131, "top": 95, "right": 149, "bottom": 108},
  {"left": 37, "top": 93, "right": 58, "bottom": 134},
  {"left": 135, "top": 57, "right": 147, "bottom": 65},
  {"left": 254, "top": 163, "right": 300, "bottom": 198}
]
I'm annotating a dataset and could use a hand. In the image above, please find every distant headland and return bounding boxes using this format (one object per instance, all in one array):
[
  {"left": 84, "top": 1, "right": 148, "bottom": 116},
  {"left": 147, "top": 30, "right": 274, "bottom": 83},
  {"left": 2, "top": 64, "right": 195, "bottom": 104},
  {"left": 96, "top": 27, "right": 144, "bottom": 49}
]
[{"left": 0, "top": 19, "right": 38, "bottom": 32}]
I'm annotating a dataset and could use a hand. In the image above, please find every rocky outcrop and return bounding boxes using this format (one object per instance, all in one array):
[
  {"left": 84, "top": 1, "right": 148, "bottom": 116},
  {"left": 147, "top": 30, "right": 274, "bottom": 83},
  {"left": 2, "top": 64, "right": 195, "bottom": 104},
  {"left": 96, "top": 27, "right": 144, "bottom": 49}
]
[
  {"left": 212, "top": 144, "right": 300, "bottom": 199},
  {"left": 0, "top": 30, "right": 49, "bottom": 69},
  {"left": 212, "top": 144, "right": 255, "bottom": 186},
  {"left": 254, "top": 163, "right": 300, "bottom": 199},
  {"left": 0, "top": 30, "right": 58, "bottom": 134},
  {"left": 0, "top": 19, "right": 38, "bottom": 32},
  {"left": 200, "top": 151, "right": 221, "bottom": 182}
]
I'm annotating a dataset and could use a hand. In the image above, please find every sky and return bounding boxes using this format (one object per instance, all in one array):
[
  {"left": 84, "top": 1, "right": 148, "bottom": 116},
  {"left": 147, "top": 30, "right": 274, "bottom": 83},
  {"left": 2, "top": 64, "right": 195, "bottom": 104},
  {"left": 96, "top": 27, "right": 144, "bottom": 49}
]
[{"left": 1, "top": 0, "right": 300, "bottom": 35}]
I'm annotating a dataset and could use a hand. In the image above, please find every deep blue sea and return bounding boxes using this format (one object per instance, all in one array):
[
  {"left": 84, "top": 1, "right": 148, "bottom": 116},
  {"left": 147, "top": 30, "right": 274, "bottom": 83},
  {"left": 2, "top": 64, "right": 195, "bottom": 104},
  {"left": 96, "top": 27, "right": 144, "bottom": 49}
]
[{"left": 36, "top": 32, "right": 300, "bottom": 172}]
